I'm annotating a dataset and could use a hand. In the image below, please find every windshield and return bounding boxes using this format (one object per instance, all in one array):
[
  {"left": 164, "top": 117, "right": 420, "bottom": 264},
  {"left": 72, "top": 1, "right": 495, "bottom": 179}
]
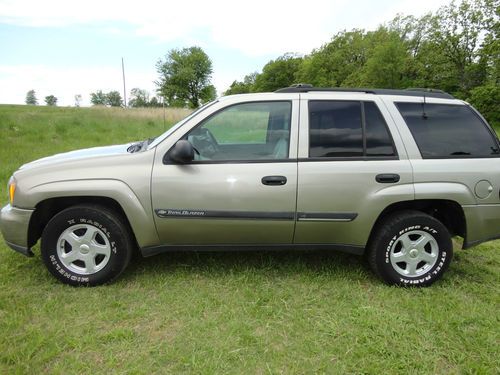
[{"left": 147, "top": 100, "right": 218, "bottom": 149}]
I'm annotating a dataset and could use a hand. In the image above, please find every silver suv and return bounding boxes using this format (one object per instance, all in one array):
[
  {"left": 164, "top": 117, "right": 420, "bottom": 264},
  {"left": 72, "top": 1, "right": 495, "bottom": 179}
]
[{"left": 2, "top": 85, "right": 499, "bottom": 287}]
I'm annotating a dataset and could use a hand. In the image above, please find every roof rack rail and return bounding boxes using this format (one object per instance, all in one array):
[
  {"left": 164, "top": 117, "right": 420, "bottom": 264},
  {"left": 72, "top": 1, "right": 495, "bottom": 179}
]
[{"left": 275, "top": 84, "right": 454, "bottom": 99}]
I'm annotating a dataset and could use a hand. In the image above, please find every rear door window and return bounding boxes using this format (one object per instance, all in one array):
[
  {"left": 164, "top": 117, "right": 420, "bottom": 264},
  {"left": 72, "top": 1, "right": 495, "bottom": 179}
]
[
  {"left": 308, "top": 100, "right": 396, "bottom": 158},
  {"left": 396, "top": 103, "right": 500, "bottom": 158}
]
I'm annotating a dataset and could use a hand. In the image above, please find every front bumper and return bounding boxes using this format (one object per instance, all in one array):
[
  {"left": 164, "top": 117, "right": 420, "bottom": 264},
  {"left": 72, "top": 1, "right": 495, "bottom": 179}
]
[{"left": 0, "top": 204, "right": 34, "bottom": 257}]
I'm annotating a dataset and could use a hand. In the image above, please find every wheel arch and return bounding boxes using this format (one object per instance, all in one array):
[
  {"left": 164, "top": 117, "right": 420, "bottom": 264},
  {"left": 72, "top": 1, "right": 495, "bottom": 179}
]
[
  {"left": 23, "top": 179, "right": 160, "bottom": 250},
  {"left": 28, "top": 196, "right": 131, "bottom": 248},
  {"left": 367, "top": 199, "right": 466, "bottom": 249}
]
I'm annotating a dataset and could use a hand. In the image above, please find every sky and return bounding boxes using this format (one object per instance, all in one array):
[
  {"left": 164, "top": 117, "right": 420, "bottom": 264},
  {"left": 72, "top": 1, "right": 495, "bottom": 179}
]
[{"left": 0, "top": 0, "right": 452, "bottom": 106}]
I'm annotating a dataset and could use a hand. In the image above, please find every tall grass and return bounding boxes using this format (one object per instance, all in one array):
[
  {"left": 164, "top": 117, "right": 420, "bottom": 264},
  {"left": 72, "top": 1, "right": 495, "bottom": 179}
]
[{"left": 0, "top": 105, "right": 190, "bottom": 198}]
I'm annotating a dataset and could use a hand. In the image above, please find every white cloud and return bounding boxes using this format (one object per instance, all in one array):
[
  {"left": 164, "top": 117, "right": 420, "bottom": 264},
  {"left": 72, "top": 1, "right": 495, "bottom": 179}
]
[
  {"left": 0, "top": 64, "right": 157, "bottom": 106},
  {"left": 0, "top": 0, "right": 451, "bottom": 56},
  {"left": 0, "top": 0, "right": 453, "bottom": 105}
]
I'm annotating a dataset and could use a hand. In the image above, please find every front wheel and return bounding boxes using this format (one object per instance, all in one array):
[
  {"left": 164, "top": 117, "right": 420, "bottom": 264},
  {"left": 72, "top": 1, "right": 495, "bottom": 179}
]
[
  {"left": 368, "top": 210, "right": 453, "bottom": 287},
  {"left": 41, "top": 205, "right": 133, "bottom": 286}
]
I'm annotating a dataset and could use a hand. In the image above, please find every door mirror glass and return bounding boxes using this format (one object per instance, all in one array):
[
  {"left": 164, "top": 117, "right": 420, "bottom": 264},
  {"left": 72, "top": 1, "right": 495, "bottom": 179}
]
[{"left": 168, "top": 140, "right": 194, "bottom": 164}]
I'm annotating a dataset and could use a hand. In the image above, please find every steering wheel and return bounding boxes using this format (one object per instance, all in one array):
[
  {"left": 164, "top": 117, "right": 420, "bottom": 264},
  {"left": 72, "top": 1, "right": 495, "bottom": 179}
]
[{"left": 189, "top": 127, "right": 219, "bottom": 158}]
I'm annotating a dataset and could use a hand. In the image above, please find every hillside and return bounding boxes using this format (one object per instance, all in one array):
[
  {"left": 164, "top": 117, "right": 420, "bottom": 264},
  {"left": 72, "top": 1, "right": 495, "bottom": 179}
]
[{"left": 0, "top": 105, "right": 190, "bottom": 200}]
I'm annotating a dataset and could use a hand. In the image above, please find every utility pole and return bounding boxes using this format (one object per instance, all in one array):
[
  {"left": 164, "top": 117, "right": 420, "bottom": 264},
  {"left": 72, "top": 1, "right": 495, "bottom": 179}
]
[{"left": 121, "top": 57, "right": 127, "bottom": 108}]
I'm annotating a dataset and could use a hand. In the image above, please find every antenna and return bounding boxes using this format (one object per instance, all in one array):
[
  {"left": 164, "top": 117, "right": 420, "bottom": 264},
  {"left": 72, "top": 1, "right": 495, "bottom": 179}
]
[
  {"left": 422, "top": 93, "right": 428, "bottom": 119},
  {"left": 121, "top": 57, "right": 127, "bottom": 108}
]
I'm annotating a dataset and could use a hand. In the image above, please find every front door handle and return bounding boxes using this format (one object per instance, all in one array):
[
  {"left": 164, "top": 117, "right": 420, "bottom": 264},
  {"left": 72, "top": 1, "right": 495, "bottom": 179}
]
[
  {"left": 262, "top": 175, "right": 287, "bottom": 186},
  {"left": 376, "top": 174, "right": 400, "bottom": 183}
]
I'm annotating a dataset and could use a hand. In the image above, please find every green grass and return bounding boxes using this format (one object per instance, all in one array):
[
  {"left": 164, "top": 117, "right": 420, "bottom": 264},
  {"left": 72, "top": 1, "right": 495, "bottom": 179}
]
[{"left": 0, "top": 104, "right": 499, "bottom": 374}]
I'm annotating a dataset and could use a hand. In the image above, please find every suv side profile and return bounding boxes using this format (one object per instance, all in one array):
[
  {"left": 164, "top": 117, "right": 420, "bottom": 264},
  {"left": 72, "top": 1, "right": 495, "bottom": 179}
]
[{"left": 2, "top": 85, "right": 499, "bottom": 287}]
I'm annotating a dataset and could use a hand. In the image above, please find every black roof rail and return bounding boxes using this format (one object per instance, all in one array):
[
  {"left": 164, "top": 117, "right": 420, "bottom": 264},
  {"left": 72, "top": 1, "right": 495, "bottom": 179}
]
[{"left": 275, "top": 84, "right": 454, "bottom": 99}]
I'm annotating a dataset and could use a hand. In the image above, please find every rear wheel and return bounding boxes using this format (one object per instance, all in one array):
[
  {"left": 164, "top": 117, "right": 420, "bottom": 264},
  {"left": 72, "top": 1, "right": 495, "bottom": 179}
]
[
  {"left": 368, "top": 210, "right": 453, "bottom": 287},
  {"left": 41, "top": 205, "right": 133, "bottom": 286}
]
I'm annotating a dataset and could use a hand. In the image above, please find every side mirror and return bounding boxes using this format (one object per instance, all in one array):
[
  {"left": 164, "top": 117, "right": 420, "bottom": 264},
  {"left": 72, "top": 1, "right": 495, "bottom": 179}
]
[{"left": 168, "top": 140, "right": 194, "bottom": 164}]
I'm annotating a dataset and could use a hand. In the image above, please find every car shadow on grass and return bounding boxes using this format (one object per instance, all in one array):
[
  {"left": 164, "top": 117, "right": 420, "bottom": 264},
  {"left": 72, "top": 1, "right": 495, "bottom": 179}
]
[{"left": 123, "top": 249, "right": 375, "bottom": 283}]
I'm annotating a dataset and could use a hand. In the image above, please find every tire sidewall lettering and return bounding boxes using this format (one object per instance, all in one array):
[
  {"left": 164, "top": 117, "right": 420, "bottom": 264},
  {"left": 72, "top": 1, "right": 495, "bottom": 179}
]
[
  {"left": 383, "top": 222, "right": 450, "bottom": 285},
  {"left": 42, "top": 207, "right": 130, "bottom": 286}
]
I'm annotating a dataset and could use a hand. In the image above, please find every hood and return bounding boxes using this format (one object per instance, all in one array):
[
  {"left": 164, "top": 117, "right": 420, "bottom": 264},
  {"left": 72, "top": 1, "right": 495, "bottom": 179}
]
[{"left": 19, "top": 143, "right": 134, "bottom": 170}]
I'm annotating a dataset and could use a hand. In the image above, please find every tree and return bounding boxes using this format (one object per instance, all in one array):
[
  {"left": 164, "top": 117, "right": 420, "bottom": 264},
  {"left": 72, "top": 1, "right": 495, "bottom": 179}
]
[
  {"left": 25, "top": 90, "right": 37, "bottom": 105},
  {"left": 128, "top": 88, "right": 150, "bottom": 107},
  {"left": 253, "top": 53, "right": 303, "bottom": 92},
  {"left": 224, "top": 72, "right": 258, "bottom": 95},
  {"left": 74, "top": 94, "right": 82, "bottom": 107},
  {"left": 90, "top": 90, "right": 107, "bottom": 106},
  {"left": 156, "top": 46, "right": 216, "bottom": 108},
  {"left": 44, "top": 95, "right": 57, "bottom": 106},
  {"left": 106, "top": 91, "right": 123, "bottom": 107},
  {"left": 297, "top": 30, "right": 368, "bottom": 87},
  {"left": 148, "top": 97, "right": 161, "bottom": 107},
  {"left": 354, "top": 28, "right": 410, "bottom": 88}
]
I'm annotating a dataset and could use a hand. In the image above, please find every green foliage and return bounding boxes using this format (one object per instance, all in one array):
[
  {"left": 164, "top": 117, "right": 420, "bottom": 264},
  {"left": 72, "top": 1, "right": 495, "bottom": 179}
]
[
  {"left": 128, "top": 88, "right": 163, "bottom": 108},
  {"left": 253, "top": 53, "right": 303, "bottom": 92},
  {"left": 90, "top": 90, "right": 123, "bottom": 107},
  {"left": 225, "top": 0, "right": 498, "bottom": 125},
  {"left": 298, "top": 30, "right": 368, "bottom": 87},
  {"left": 148, "top": 96, "right": 161, "bottom": 107},
  {"left": 224, "top": 73, "right": 258, "bottom": 95},
  {"left": 156, "top": 46, "right": 216, "bottom": 109},
  {"left": 468, "top": 83, "right": 500, "bottom": 127},
  {"left": 90, "top": 90, "right": 107, "bottom": 106},
  {"left": 44, "top": 95, "right": 57, "bottom": 106},
  {"left": 355, "top": 29, "right": 410, "bottom": 88},
  {"left": 106, "top": 91, "right": 123, "bottom": 107},
  {"left": 128, "top": 88, "right": 149, "bottom": 107},
  {"left": 25, "top": 90, "right": 37, "bottom": 105}
]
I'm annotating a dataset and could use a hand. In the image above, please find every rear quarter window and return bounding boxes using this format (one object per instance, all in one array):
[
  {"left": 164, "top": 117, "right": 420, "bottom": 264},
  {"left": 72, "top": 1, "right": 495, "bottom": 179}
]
[{"left": 396, "top": 103, "right": 500, "bottom": 158}]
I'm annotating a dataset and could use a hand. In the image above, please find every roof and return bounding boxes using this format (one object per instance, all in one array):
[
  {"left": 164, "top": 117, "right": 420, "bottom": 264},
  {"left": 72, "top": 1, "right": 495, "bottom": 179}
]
[{"left": 275, "top": 84, "right": 454, "bottom": 99}]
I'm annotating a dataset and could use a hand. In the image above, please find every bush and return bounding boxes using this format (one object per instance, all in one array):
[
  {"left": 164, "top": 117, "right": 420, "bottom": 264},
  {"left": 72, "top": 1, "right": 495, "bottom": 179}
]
[{"left": 468, "top": 84, "right": 500, "bottom": 128}]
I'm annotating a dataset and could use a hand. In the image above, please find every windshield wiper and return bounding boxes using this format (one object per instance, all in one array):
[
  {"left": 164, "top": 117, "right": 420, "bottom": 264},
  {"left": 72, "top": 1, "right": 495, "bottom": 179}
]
[
  {"left": 128, "top": 137, "right": 157, "bottom": 153},
  {"left": 127, "top": 142, "right": 143, "bottom": 153}
]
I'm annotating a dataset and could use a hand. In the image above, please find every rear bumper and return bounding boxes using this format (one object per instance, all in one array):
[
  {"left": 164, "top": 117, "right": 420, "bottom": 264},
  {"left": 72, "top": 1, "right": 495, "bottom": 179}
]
[
  {"left": 463, "top": 204, "right": 500, "bottom": 248},
  {"left": 0, "top": 204, "right": 34, "bottom": 257}
]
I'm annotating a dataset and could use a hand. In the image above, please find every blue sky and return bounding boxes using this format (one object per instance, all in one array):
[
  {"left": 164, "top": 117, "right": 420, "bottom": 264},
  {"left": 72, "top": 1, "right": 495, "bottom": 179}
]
[{"left": 0, "top": 0, "right": 450, "bottom": 106}]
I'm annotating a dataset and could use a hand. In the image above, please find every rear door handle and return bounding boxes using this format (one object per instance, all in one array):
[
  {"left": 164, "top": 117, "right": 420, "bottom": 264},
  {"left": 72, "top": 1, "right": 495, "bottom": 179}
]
[
  {"left": 376, "top": 174, "right": 400, "bottom": 183},
  {"left": 262, "top": 175, "right": 287, "bottom": 186}
]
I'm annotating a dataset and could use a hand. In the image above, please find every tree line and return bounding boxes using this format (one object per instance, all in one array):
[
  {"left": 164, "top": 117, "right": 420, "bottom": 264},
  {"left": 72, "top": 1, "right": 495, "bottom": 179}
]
[
  {"left": 226, "top": 0, "right": 498, "bottom": 126},
  {"left": 23, "top": 0, "right": 498, "bottom": 125},
  {"left": 24, "top": 89, "right": 164, "bottom": 108}
]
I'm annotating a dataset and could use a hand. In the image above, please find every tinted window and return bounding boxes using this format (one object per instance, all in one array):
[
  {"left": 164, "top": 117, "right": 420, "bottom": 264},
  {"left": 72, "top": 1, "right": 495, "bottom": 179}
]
[
  {"left": 186, "top": 101, "right": 291, "bottom": 161},
  {"left": 365, "top": 102, "right": 395, "bottom": 156},
  {"left": 396, "top": 103, "right": 499, "bottom": 158},
  {"left": 309, "top": 101, "right": 363, "bottom": 157},
  {"left": 308, "top": 101, "right": 396, "bottom": 158}
]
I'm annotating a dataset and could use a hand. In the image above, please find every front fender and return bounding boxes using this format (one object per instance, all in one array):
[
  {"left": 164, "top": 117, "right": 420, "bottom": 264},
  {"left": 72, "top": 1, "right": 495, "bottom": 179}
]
[{"left": 23, "top": 179, "right": 159, "bottom": 248}]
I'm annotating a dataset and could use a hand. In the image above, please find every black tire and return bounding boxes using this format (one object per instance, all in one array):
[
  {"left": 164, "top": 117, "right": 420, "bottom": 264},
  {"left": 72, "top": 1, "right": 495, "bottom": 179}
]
[
  {"left": 41, "top": 205, "right": 133, "bottom": 286},
  {"left": 368, "top": 210, "right": 453, "bottom": 287}
]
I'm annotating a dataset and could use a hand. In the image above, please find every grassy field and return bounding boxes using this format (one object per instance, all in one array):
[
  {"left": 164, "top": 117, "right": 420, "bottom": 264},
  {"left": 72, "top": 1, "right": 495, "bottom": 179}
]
[{"left": 0, "top": 104, "right": 499, "bottom": 374}]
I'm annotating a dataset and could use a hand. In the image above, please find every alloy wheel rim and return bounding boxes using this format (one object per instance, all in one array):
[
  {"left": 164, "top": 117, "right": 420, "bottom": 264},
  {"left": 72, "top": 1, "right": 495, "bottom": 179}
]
[
  {"left": 389, "top": 230, "right": 439, "bottom": 278},
  {"left": 56, "top": 224, "right": 111, "bottom": 275}
]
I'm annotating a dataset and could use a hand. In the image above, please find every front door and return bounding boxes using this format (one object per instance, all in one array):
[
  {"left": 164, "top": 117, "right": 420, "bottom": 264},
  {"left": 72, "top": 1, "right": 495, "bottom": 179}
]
[{"left": 151, "top": 100, "right": 299, "bottom": 245}]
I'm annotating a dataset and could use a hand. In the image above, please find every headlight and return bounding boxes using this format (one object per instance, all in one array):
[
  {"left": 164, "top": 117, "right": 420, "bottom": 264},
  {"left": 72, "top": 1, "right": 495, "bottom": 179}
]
[{"left": 8, "top": 176, "right": 16, "bottom": 205}]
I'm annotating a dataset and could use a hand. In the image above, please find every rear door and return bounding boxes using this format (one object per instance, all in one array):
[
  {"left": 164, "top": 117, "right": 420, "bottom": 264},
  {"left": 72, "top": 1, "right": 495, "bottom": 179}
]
[
  {"left": 151, "top": 97, "right": 299, "bottom": 245},
  {"left": 294, "top": 94, "right": 414, "bottom": 248}
]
